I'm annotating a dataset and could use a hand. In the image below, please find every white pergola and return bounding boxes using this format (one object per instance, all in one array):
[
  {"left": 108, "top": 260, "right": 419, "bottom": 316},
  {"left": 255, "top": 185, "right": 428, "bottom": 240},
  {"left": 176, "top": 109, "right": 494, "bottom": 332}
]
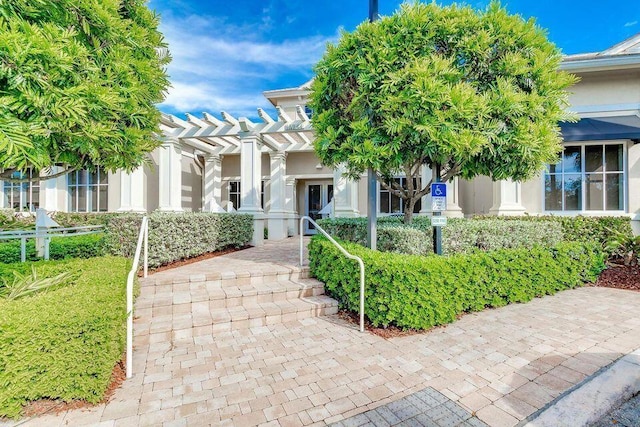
[{"left": 156, "top": 106, "right": 319, "bottom": 244}]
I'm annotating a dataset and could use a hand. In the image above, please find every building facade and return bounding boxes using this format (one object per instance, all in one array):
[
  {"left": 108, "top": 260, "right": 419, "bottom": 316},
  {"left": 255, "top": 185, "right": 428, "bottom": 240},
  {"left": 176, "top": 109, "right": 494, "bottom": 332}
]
[{"left": 2, "top": 35, "right": 640, "bottom": 241}]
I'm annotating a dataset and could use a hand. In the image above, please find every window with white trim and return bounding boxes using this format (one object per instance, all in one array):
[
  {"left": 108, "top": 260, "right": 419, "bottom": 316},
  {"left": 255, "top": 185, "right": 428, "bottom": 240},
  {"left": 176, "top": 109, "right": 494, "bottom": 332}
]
[
  {"left": 229, "top": 181, "right": 241, "bottom": 210},
  {"left": 68, "top": 167, "right": 108, "bottom": 212},
  {"left": 379, "top": 177, "right": 422, "bottom": 214},
  {"left": 544, "top": 143, "right": 625, "bottom": 212},
  {"left": 3, "top": 170, "right": 40, "bottom": 211},
  {"left": 228, "top": 181, "right": 266, "bottom": 210}
]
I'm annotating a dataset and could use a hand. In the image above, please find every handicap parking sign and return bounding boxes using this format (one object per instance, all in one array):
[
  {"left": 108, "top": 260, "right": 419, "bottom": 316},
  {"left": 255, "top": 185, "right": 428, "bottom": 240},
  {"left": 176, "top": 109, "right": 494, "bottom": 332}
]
[{"left": 431, "top": 183, "right": 447, "bottom": 197}]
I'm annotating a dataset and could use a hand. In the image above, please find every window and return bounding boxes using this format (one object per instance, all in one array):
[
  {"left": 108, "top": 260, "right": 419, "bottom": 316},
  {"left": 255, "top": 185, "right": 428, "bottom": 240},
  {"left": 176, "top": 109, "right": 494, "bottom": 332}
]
[
  {"left": 379, "top": 177, "right": 422, "bottom": 214},
  {"left": 545, "top": 143, "right": 625, "bottom": 212},
  {"left": 228, "top": 181, "right": 241, "bottom": 210},
  {"left": 228, "top": 180, "right": 266, "bottom": 210},
  {"left": 304, "top": 105, "right": 313, "bottom": 119},
  {"left": 3, "top": 170, "right": 40, "bottom": 211},
  {"left": 68, "top": 168, "right": 108, "bottom": 212}
]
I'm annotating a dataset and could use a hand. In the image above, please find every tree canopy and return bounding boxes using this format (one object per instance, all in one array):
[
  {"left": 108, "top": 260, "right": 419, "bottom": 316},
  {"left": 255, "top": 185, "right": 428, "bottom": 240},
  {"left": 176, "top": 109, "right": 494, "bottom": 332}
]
[
  {"left": 309, "top": 1, "right": 577, "bottom": 221},
  {"left": 0, "top": 0, "right": 170, "bottom": 180}
]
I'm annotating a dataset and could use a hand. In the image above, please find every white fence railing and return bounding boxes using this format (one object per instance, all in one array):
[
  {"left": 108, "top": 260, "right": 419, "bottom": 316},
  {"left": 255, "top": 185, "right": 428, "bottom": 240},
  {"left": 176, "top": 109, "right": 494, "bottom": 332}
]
[
  {"left": 0, "top": 225, "right": 104, "bottom": 262},
  {"left": 299, "top": 216, "right": 366, "bottom": 333},
  {"left": 126, "top": 216, "right": 148, "bottom": 378}
]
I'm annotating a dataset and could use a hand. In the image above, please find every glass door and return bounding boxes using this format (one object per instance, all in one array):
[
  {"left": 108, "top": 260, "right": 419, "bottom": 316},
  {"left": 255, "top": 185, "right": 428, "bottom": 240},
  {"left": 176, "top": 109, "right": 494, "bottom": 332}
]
[{"left": 304, "top": 182, "right": 333, "bottom": 234}]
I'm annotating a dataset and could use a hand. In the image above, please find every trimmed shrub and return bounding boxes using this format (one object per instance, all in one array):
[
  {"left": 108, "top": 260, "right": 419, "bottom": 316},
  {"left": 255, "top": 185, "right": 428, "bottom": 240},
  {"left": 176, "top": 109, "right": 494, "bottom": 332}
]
[
  {"left": 473, "top": 215, "right": 633, "bottom": 247},
  {"left": 0, "top": 256, "right": 130, "bottom": 418},
  {"left": 0, "top": 234, "right": 105, "bottom": 264},
  {"left": 309, "top": 237, "right": 604, "bottom": 330},
  {"left": 0, "top": 210, "right": 33, "bottom": 231},
  {"left": 444, "top": 219, "right": 562, "bottom": 254},
  {"left": 317, "top": 217, "right": 562, "bottom": 255},
  {"left": 103, "top": 212, "right": 253, "bottom": 267}
]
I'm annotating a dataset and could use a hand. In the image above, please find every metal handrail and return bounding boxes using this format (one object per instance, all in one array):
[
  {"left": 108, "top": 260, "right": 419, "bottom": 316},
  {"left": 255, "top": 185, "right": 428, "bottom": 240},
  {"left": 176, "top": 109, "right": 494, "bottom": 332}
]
[
  {"left": 0, "top": 225, "right": 104, "bottom": 262},
  {"left": 299, "top": 216, "right": 365, "bottom": 333},
  {"left": 126, "top": 216, "right": 148, "bottom": 378},
  {"left": 0, "top": 225, "right": 103, "bottom": 237}
]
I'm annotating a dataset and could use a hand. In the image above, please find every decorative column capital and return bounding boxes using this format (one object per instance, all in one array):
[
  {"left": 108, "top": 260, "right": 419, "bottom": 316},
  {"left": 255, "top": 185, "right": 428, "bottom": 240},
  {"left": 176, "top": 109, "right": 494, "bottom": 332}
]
[
  {"left": 161, "top": 138, "right": 180, "bottom": 149},
  {"left": 204, "top": 153, "right": 222, "bottom": 164},
  {"left": 269, "top": 151, "right": 287, "bottom": 161},
  {"left": 240, "top": 134, "right": 263, "bottom": 147},
  {"left": 286, "top": 177, "right": 297, "bottom": 186}
]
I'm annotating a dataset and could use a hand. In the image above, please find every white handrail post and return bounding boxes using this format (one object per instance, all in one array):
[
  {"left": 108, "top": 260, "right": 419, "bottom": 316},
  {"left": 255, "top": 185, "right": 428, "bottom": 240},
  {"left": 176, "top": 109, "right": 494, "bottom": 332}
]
[
  {"left": 299, "top": 218, "right": 304, "bottom": 266},
  {"left": 20, "top": 237, "right": 26, "bottom": 262},
  {"left": 299, "top": 216, "right": 365, "bottom": 333},
  {"left": 143, "top": 217, "right": 148, "bottom": 278},
  {"left": 126, "top": 215, "right": 148, "bottom": 379}
]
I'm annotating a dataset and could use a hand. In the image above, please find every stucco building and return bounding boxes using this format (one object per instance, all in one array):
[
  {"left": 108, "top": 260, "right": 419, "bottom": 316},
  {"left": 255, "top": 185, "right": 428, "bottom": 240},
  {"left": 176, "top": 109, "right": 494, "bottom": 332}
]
[{"left": 2, "top": 34, "right": 640, "bottom": 241}]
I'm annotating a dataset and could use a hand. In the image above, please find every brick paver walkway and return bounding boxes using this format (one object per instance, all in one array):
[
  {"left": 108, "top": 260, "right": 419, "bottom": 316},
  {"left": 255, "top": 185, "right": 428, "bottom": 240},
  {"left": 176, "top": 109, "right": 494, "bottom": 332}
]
[{"left": 9, "top": 238, "right": 640, "bottom": 427}]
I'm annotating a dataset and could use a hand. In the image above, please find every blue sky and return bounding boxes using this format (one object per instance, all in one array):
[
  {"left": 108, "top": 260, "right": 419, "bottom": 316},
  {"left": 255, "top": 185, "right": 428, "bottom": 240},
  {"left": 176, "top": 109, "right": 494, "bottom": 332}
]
[{"left": 148, "top": 0, "right": 640, "bottom": 119}]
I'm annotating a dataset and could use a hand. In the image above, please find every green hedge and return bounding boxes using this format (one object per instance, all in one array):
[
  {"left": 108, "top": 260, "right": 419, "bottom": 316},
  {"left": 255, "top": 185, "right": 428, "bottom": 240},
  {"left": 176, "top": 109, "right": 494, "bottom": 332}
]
[
  {"left": 0, "top": 210, "right": 33, "bottom": 231},
  {"left": 0, "top": 234, "right": 105, "bottom": 264},
  {"left": 473, "top": 215, "right": 633, "bottom": 247},
  {"left": 309, "top": 237, "right": 604, "bottom": 330},
  {"left": 0, "top": 256, "right": 130, "bottom": 418},
  {"left": 317, "top": 217, "right": 562, "bottom": 255},
  {"left": 103, "top": 212, "right": 253, "bottom": 267}
]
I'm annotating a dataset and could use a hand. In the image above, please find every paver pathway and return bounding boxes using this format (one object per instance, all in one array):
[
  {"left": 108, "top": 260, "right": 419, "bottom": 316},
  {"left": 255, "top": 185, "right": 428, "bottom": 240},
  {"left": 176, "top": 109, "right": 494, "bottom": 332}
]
[{"left": 8, "top": 238, "right": 640, "bottom": 427}]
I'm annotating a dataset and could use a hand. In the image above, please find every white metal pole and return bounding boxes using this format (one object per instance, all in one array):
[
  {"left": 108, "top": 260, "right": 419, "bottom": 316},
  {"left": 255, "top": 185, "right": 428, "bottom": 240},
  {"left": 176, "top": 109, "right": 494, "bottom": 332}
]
[
  {"left": 143, "top": 217, "right": 148, "bottom": 278},
  {"left": 299, "top": 217, "right": 304, "bottom": 266}
]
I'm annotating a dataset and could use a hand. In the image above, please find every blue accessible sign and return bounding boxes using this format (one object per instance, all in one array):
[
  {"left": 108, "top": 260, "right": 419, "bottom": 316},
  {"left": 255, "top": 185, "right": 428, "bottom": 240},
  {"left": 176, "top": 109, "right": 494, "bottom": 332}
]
[{"left": 431, "top": 183, "right": 447, "bottom": 197}]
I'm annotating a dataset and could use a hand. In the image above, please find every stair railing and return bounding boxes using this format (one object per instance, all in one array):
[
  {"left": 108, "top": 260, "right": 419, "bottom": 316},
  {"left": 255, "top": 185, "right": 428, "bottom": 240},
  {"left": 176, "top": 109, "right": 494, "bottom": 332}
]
[
  {"left": 299, "top": 216, "right": 365, "bottom": 333},
  {"left": 126, "top": 216, "right": 148, "bottom": 378}
]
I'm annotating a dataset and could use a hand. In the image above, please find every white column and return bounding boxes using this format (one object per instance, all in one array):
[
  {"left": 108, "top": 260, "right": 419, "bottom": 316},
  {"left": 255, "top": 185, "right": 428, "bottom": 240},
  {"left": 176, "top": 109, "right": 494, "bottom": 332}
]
[
  {"left": 202, "top": 154, "right": 222, "bottom": 209},
  {"left": 238, "top": 135, "right": 264, "bottom": 245},
  {"left": 285, "top": 177, "right": 297, "bottom": 236},
  {"left": 333, "top": 165, "right": 359, "bottom": 217},
  {"left": 489, "top": 179, "right": 526, "bottom": 216},
  {"left": 268, "top": 151, "right": 288, "bottom": 240},
  {"left": 158, "top": 140, "right": 183, "bottom": 212},
  {"left": 444, "top": 177, "right": 464, "bottom": 218},
  {"left": 419, "top": 165, "right": 433, "bottom": 215},
  {"left": 42, "top": 166, "right": 66, "bottom": 211},
  {"left": 117, "top": 167, "right": 145, "bottom": 212}
]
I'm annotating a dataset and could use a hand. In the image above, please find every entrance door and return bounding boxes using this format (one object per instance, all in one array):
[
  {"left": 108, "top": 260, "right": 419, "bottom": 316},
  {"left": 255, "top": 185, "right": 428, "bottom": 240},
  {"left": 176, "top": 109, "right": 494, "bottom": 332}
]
[{"left": 304, "top": 182, "right": 334, "bottom": 234}]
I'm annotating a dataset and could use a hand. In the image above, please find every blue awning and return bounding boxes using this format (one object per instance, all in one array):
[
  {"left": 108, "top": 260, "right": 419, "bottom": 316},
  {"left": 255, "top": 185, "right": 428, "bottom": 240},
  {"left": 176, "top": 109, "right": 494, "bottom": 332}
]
[{"left": 560, "top": 116, "right": 640, "bottom": 142}]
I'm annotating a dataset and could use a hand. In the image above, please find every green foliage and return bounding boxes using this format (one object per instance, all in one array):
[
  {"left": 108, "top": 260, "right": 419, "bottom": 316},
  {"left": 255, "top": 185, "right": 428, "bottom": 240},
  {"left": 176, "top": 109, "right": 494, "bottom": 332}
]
[
  {"left": 0, "top": 266, "right": 74, "bottom": 300},
  {"left": 0, "top": 256, "right": 130, "bottom": 418},
  {"left": 317, "top": 217, "right": 562, "bottom": 255},
  {"left": 605, "top": 228, "right": 640, "bottom": 266},
  {"left": 473, "top": 215, "right": 633, "bottom": 247},
  {"left": 0, "top": 234, "right": 105, "bottom": 264},
  {"left": 103, "top": 212, "right": 253, "bottom": 268},
  {"left": 310, "top": 2, "right": 577, "bottom": 221},
  {"left": 0, "top": 210, "right": 33, "bottom": 231},
  {"left": 0, "top": 0, "right": 170, "bottom": 176},
  {"left": 444, "top": 219, "right": 562, "bottom": 254},
  {"left": 309, "top": 237, "right": 604, "bottom": 330}
]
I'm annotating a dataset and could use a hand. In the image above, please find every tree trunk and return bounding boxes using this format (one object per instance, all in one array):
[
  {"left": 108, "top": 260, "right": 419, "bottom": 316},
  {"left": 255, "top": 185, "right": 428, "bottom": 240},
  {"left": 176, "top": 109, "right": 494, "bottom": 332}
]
[{"left": 404, "top": 198, "right": 416, "bottom": 224}]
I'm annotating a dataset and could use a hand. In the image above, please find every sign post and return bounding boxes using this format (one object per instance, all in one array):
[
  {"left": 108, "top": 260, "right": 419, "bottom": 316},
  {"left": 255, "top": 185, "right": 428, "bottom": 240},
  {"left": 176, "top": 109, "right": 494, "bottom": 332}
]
[
  {"left": 366, "top": 0, "right": 379, "bottom": 251},
  {"left": 431, "top": 164, "right": 446, "bottom": 255}
]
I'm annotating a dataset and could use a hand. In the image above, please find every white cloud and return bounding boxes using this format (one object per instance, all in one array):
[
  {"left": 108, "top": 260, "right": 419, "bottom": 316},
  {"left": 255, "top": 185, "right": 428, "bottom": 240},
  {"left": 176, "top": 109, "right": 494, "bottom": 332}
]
[
  {"left": 163, "top": 81, "right": 270, "bottom": 118},
  {"left": 624, "top": 20, "right": 638, "bottom": 27},
  {"left": 157, "top": 12, "right": 336, "bottom": 117}
]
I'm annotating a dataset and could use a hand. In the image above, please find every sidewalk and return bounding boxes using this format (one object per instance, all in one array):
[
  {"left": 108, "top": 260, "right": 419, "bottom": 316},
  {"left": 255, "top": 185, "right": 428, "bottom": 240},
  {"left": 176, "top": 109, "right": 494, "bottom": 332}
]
[{"left": 7, "top": 238, "right": 640, "bottom": 427}]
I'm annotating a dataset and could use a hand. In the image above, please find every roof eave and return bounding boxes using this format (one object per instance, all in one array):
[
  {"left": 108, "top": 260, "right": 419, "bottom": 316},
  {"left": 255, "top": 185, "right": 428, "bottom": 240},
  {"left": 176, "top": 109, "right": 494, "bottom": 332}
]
[{"left": 560, "top": 54, "right": 640, "bottom": 72}]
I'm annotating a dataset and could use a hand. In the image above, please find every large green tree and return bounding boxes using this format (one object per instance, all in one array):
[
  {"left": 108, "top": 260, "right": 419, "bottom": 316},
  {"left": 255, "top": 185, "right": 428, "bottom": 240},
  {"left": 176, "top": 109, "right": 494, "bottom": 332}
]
[
  {"left": 0, "top": 0, "right": 170, "bottom": 181},
  {"left": 310, "top": 2, "right": 577, "bottom": 223}
]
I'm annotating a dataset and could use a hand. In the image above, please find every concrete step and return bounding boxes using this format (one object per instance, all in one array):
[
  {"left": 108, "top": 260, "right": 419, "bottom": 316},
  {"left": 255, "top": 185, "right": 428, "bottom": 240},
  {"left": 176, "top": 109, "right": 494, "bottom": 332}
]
[
  {"left": 207, "top": 295, "right": 339, "bottom": 331},
  {"left": 143, "top": 266, "right": 311, "bottom": 286}
]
